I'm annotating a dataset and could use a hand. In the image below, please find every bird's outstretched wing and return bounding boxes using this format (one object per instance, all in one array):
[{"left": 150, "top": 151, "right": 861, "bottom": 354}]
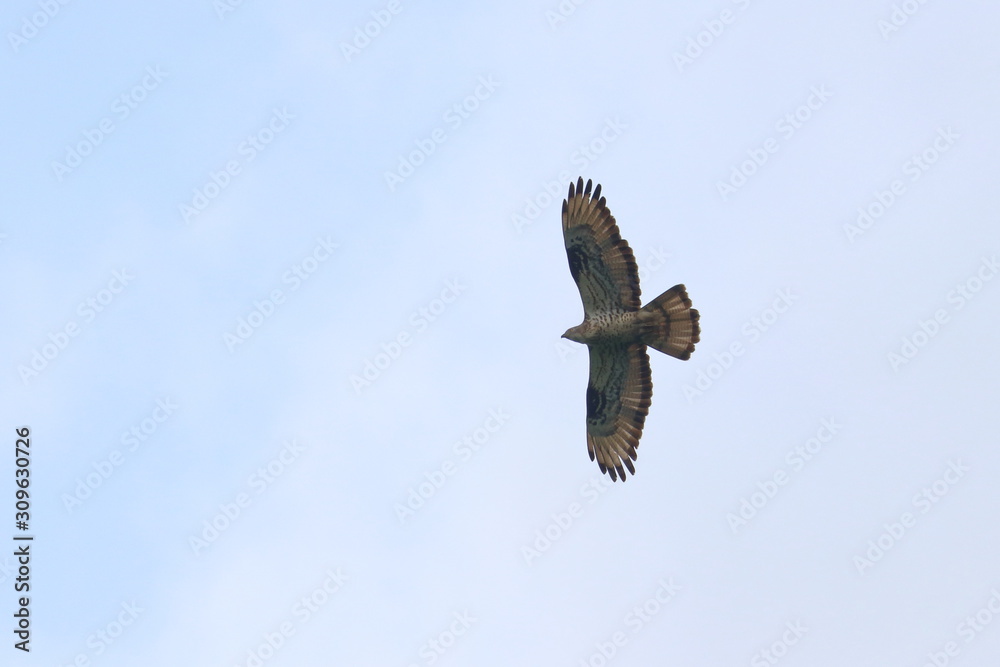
[
  {"left": 562, "top": 177, "right": 641, "bottom": 316},
  {"left": 585, "top": 342, "right": 652, "bottom": 482}
]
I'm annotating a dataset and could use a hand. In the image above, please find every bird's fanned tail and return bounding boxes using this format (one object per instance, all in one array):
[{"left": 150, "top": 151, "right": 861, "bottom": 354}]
[{"left": 638, "top": 284, "right": 700, "bottom": 360}]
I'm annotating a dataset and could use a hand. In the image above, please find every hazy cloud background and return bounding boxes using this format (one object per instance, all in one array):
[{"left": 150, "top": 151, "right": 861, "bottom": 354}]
[{"left": 3, "top": 1, "right": 999, "bottom": 665}]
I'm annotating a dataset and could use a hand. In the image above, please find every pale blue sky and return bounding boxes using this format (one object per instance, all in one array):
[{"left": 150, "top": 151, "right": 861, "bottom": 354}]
[{"left": 4, "top": 1, "right": 1000, "bottom": 665}]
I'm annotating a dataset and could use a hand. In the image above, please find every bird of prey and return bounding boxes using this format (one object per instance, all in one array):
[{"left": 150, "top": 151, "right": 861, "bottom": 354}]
[{"left": 561, "top": 178, "right": 700, "bottom": 481}]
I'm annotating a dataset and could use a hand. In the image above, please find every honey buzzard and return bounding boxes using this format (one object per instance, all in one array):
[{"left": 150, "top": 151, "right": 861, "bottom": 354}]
[{"left": 562, "top": 178, "right": 700, "bottom": 481}]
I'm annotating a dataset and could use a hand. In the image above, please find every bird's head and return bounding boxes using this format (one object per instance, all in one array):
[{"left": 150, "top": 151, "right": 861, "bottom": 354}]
[{"left": 562, "top": 323, "right": 588, "bottom": 344}]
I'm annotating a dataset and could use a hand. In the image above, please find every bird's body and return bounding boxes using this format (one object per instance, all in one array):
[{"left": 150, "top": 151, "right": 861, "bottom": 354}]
[
  {"left": 563, "top": 310, "right": 640, "bottom": 345},
  {"left": 561, "top": 177, "right": 700, "bottom": 481}
]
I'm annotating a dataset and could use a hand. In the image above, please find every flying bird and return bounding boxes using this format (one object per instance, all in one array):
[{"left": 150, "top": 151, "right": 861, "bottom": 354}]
[{"left": 562, "top": 178, "right": 700, "bottom": 481}]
